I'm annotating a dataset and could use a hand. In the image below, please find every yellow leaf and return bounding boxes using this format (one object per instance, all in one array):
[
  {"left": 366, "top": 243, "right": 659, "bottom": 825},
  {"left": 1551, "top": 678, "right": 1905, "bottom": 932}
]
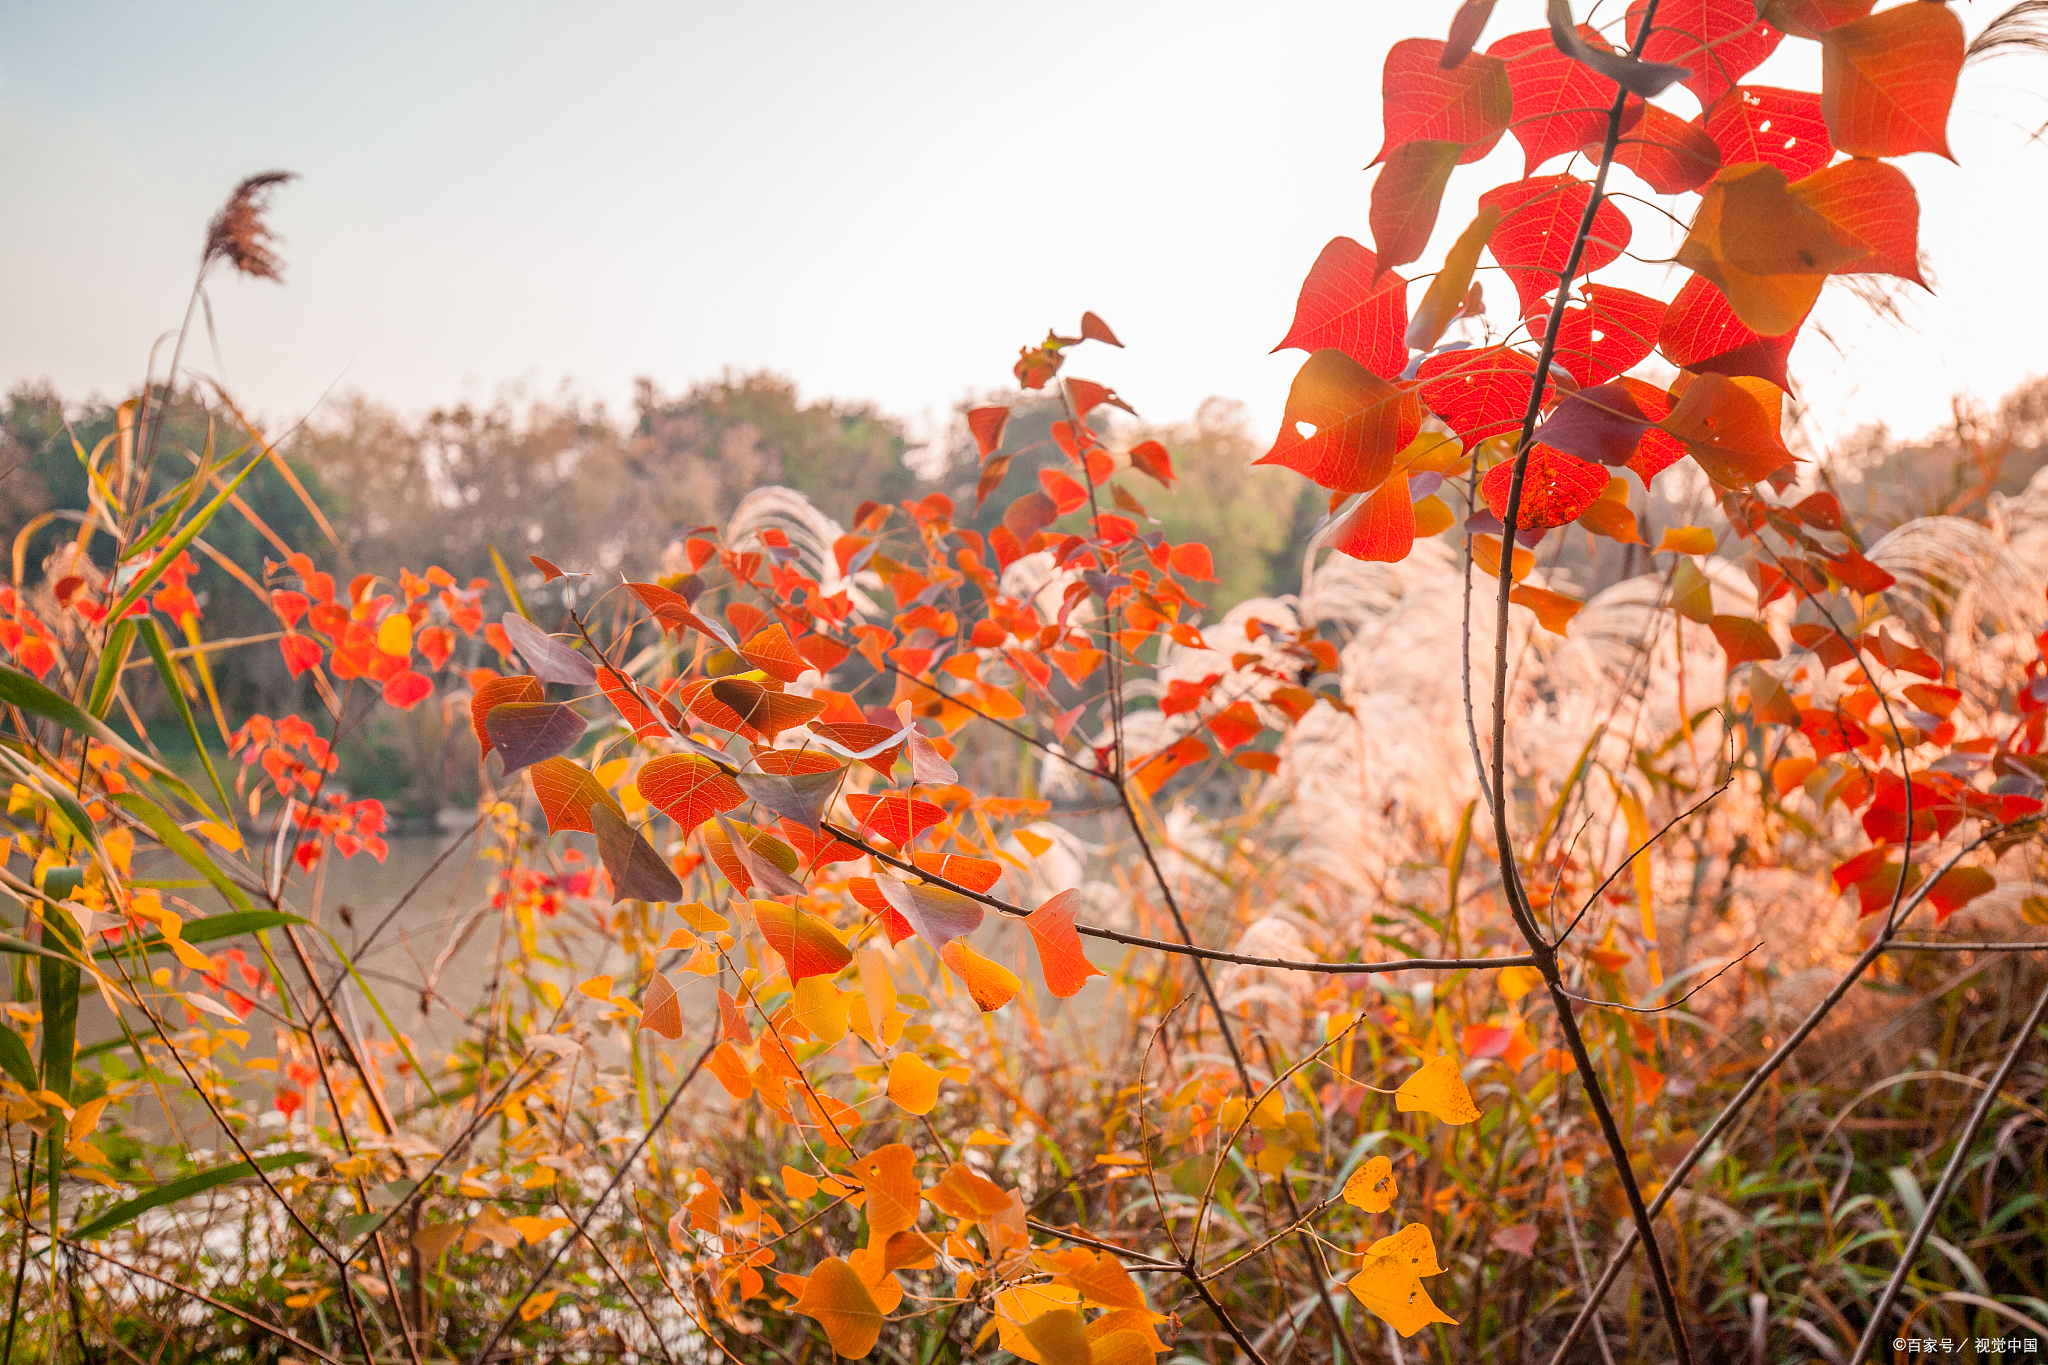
[
  {"left": 575, "top": 975, "right": 614, "bottom": 1001},
  {"left": 169, "top": 937, "right": 214, "bottom": 973},
  {"left": 518, "top": 1289, "right": 559, "bottom": 1321},
  {"left": 1342, "top": 1155, "right": 1398, "bottom": 1213},
  {"left": 376, "top": 613, "right": 413, "bottom": 657},
  {"left": 1016, "top": 829, "right": 1053, "bottom": 858},
  {"left": 1348, "top": 1262, "right": 1456, "bottom": 1337},
  {"left": 1498, "top": 965, "right": 1544, "bottom": 1003},
  {"left": 995, "top": 1283, "right": 1083, "bottom": 1364},
  {"left": 1394, "top": 1054, "right": 1480, "bottom": 1125},
  {"left": 886, "top": 1052, "right": 945, "bottom": 1116},
  {"left": 413, "top": 1222, "right": 463, "bottom": 1265},
  {"left": 967, "top": 1128, "right": 1011, "bottom": 1146},
  {"left": 1365, "top": 1221, "right": 1445, "bottom": 1277},
  {"left": 783, "top": 1165, "right": 820, "bottom": 1200},
  {"left": 676, "top": 901, "right": 729, "bottom": 933},
  {"left": 938, "top": 940, "right": 1020, "bottom": 1012},
  {"left": 1657, "top": 525, "right": 1717, "bottom": 556},
  {"left": 507, "top": 1215, "right": 571, "bottom": 1244},
  {"left": 793, "top": 976, "right": 851, "bottom": 1046},
  {"left": 793, "top": 1256, "right": 884, "bottom": 1359},
  {"left": 1248, "top": 1142, "right": 1296, "bottom": 1174}
]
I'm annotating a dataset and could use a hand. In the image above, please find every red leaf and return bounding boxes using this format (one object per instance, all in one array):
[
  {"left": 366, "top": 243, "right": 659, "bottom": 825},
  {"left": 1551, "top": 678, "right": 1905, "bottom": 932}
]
[
  {"left": 1658, "top": 274, "right": 1798, "bottom": 389},
  {"left": 1492, "top": 27, "right": 1616, "bottom": 175},
  {"left": 278, "top": 631, "right": 322, "bottom": 678},
  {"left": 1128, "top": 439, "right": 1176, "bottom": 488},
  {"left": 1598, "top": 100, "right": 1721, "bottom": 194},
  {"left": 808, "top": 721, "right": 904, "bottom": 776},
  {"left": 1003, "top": 490, "right": 1060, "bottom": 543},
  {"left": 382, "top": 670, "right": 432, "bottom": 711},
  {"left": 1480, "top": 175, "right": 1632, "bottom": 318},
  {"left": 1820, "top": 2, "right": 1964, "bottom": 160},
  {"left": 1534, "top": 382, "right": 1655, "bottom": 466},
  {"left": 1025, "top": 889, "right": 1106, "bottom": 998},
  {"left": 1272, "top": 237, "right": 1410, "bottom": 380},
  {"left": 910, "top": 852, "right": 1002, "bottom": 893},
  {"left": 1709, "top": 615, "right": 1781, "bottom": 667},
  {"left": 1038, "top": 467, "right": 1088, "bottom": 515},
  {"left": 1626, "top": 0, "right": 1783, "bottom": 110},
  {"left": 1481, "top": 446, "right": 1610, "bottom": 530},
  {"left": 530, "top": 554, "right": 566, "bottom": 582},
  {"left": 638, "top": 755, "right": 744, "bottom": 839},
  {"left": 1926, "top": 866, "right": 1995, "bottom": 924},
  {"left": 1256, "top": 349, "right": 1424, "bottom": 494},
  {"left": 1330, "top": 477, "right": 1417, "bottom": 563},
  {"left": 470, "top": 674, "right": 544, "bottom": 755},
  {"left": 753, "top": 901, "right": 852, "bottom": 982},
  {"left": 1699, "top": 86, "right": 1833, "bottom": 181},
  {"left": 1206, "top": 701, "right": 1263, "bottom": 751},
  {"left": 270, "top": 590, "right": 309, "bottom": 630},
  {"left": 1545, "top": 284, "right": 1666, "bottom": 387},
  {"left": 844, "top": 793, "right": 946, "bottom": 846},
  {"left": 1792, "top": 157, "right": 1925, "bottom": 286},
  {"left": 485, "top": 702, "right": 585, "bottom": 772},
  {"left": 1169, "top": 543, "right": 1216, "bottom": 582},
  {"left": 1373, "top": 39, "right": 1512, "bottom": 165},
  {"left": 1079, "top": 311, "right": 1122, "bottom": 346},
  {"left": 1417, "top": 345, "right": 1547, "bottom": 447},
  {"left": 1370, "top": 141, "right": 1464, "bottom": 275},
  {"left": 967, "top": 406, "right": 1010, "bottom": 458}
]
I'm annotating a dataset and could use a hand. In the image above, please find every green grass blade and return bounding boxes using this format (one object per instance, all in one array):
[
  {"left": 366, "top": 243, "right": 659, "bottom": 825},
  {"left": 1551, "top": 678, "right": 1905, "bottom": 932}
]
[
  {"left": 94, "top": 910, "right": 307, "bottom": 960},
  {"left": 105, "top": 443, "right": 267, "bottom": 624},
  {"left": 137, "top": 618, "right": 235, "bottom": 820},
  {"left": 117, "top": 792, "right": 256, "bottom": 916},
  {"left": 85, "top": 619, "right": 137, "bottom": 720},
  {"left": 70, "top": 1152, "right": 316, "bottom": 1241}
]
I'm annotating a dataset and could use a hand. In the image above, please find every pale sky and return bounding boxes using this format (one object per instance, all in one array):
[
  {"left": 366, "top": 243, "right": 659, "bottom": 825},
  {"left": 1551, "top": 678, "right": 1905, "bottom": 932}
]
[{"left": 4, "top": 1, "right": 2045, "bottom": 459}]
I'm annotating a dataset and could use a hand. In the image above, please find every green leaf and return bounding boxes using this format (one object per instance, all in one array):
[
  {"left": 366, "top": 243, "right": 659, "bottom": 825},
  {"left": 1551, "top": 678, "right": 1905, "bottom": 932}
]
[
  {"left": 104, "top": 444, "right": 268, "bottom": 625},
  {"left": 117, "top": 793, "right": 256, "bottom": 917},
  {"left": 86, "top": 619, "right": 137, "bottom": 720},
  {"left": 70, "top": 1152, "right": 317, "bottom": 1241},
  {"left": 95, "top": 911, "right": 307, "bottom": 961},
  {"left": 0, "top": 665, "right": 214, "bottom": 817},
  {"left": 137, "top": 619, "right": 235, "bottom": 821},
  {"left": 40, "top": 909, "right": 83, "bottom": 1103},
  {"left": 0, "top": 1023, "right": 35, "bottom": 1090}
]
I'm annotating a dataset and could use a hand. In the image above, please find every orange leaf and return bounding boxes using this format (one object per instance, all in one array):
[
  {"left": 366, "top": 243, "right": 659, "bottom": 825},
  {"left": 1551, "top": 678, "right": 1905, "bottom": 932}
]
[
  {"left": 848, "top": 1143, "right": 921, "bottom": 1241},
  {"left": 741, "top": 624, "right": 810, "bottom": 683},
  {"left": 1598, "top": 99, "right": 1721, "bottom": 194},
  {"left": 967, "top": 406, "right": 1011, "bottom": 459},
  {"left": 1127, "top": 439, "right": 1176, "bottom": 488},
  {"left": 528, "top": 757, "right": 622, "bottom": 836},
  {"left": 637, "top": 755, "right": 744, "bottom": 839},
  {"left": 1508, "top": 585, "right": 1583, "bottom": 636},
  {"left": 1709, "top": 615, "right": 1781, "bottom": 668},
  {"left": 638, "top": 971, "right": 683, "bottom": 1040},
  {"left": 1791, "top": 157, "right": 1925, "bottom": 286},
  {"left": 1025, "top": 890, "right": 1106, "bottom": 999},
  {"left": 1658, "top": 273, "right": 1797, "bottom": 390},
  {"left": 1662, "top": 372, "right": 1796, "bottom": 488},
  {"left": 1394, "top": 1054, "right": 1480, "bottom": 1125},
  {"left": 752, "top": 900, "right": 851, "bottom": 982},
  {"left": 1168, "top": 543, "right": 1216, "bottom": 582},
  {"left": 1256, "top": 350, "right": 1424, "bottom": 494},
  {"left": 1676, "top": 163, "right": 1861, "bottom": 337},
  {"left": 708, "top": 679, "right": 825, "bottom": 739},
  {"left": 1130, "top": 735, "right": 1210, "bottom": 799},
  {"left": 1700, "top": 85, "right": 1833, "bottom": 181},
  {"left": 886, "top": 1053, "right": 945, "bottom": 1115},
  {"left": 910, "top": 852, "right": 1002, "bottom": 893},
  {"left": 1820, "top": 2, "right": 1963, "bottom": 159},
  {"left": 939, "top": 940, "right": 1021, "bottom": 1012},
  {"left": 1406, "top": 205, "right": 1501, "bottom": 351},
  {"left": 792, "top": 1257, "right": 883, "bottom": 1359}
]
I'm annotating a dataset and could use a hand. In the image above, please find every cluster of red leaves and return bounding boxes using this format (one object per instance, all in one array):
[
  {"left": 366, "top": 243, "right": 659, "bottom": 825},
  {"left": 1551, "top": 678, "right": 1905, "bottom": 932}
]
[
  {"left": 268, "top": 552, "right": 480, "bottom": 709},
  {"left": 0, "top": 584, "right": 60, "bottom": 680}
]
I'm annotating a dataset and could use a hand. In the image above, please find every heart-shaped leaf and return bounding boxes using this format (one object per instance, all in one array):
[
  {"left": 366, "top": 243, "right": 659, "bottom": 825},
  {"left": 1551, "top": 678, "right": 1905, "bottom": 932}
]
[
  {"left": 500, "top": 613, "right": 597, "bottom": 686},
  {"left": 592, "top": 803, "right": 682, "bottom": 905},
  {"left": 484, "top": 702, "right": 586, "bottom": 773}
]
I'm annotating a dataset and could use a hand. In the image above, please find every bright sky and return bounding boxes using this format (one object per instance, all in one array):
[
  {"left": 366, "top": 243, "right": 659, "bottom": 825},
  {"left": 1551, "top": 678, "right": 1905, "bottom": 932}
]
[{"left": 4, "top": 1, "right": 2045, "bottom": 459}]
